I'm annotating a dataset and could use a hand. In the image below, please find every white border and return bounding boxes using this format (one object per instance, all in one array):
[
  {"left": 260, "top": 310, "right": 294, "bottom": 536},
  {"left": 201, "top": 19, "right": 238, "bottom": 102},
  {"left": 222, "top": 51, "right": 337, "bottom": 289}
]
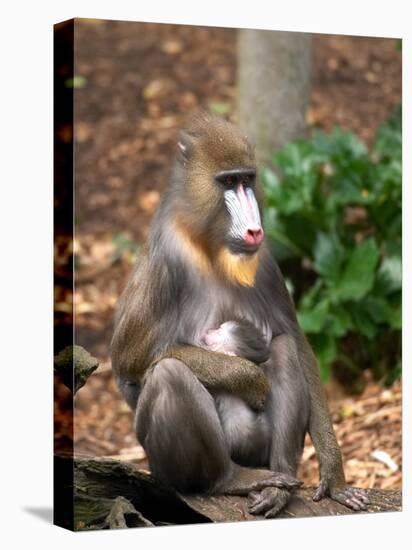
[{"left": 0, "top": 1, "right": 410, "bottom": 548}]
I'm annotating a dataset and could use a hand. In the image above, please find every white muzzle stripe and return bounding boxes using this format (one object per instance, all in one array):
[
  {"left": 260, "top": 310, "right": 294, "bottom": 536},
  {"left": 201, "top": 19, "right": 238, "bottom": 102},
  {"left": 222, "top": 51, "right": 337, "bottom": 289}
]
[{"left": 224, "top": 185, "right": 262, "bottom": 241}]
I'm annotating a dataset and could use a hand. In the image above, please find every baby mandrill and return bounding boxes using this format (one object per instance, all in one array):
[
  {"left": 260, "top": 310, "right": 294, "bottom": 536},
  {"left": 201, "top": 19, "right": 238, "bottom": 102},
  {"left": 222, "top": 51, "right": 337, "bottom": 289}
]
[{"left": 202, "top": 319, "right": 270, "bottom": 365}]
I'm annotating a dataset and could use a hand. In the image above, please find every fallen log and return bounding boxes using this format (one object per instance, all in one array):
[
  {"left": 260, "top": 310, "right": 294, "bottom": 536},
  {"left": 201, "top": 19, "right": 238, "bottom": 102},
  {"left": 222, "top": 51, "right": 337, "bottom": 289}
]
[
  {"left": 54, "top": 455, "right": 401, "bottom": 530},
  {"left": 184, "top": 486, "right": 402, "bottom": 522},
  {"left": 54, "top": 345, "right": 99, "bottom": 394}
]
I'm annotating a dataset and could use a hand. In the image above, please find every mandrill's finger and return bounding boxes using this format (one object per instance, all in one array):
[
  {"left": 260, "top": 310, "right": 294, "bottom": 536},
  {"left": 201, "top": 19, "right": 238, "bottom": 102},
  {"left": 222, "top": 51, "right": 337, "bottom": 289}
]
[
  {"left": 345, "top": 496, "right": 367, "bottom": 511},
  {"left": 248, "top": 492, "right": 276, "bottom": 515},
  {"left": 352, "top": 490, "right": 369, "bottom": 504},
  {"left": 313, "top": 480, "right": 328, "bottom": 501},
  {"left": 349, "top": 497, "right": 366, "bottom": 510},
  {"left": 331, "top": 488, "right": 368, "bottom": 511},
  {"left": 248, "top": 498, "right": 270, "bottom": 515},
  {"left": 247, "top": 491, "right": 261, "bottom": 507},
  {"left": 271, "top": 473, "right": 303, "bottom": 489},
  {"left": 248, "top": 487, "right": 291, "bottom": 517},
  {"left": 345, "top": 498, "right": 361, "bottom": 511},
  {"left": 264, "top": 502, "right": 286, "bottom": 518},
  {"left": 264, "top": 489, "right": 291, "bottom": 518},
  {"left": 248, "top": 487, "right": 276, "bottom": 514}
]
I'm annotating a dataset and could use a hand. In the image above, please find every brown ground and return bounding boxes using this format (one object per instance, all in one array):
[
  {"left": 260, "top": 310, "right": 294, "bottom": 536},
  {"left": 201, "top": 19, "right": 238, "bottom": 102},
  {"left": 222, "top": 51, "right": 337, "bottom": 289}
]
[{"left": 66, "top": 19, "right": 402, "bottom": 490}]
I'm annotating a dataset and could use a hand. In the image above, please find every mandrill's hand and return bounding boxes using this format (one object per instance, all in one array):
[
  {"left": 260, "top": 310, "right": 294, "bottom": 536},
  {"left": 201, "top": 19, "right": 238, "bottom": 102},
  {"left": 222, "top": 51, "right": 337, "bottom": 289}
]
[
  {"left": 248, "top": 487, "right": 292, "bottom": 518},
  {"left": 313, "top": 479, "right": 369, "bottom": 511},
  {"left": 245, "top": 378, "right": 270, "bottom": 412}
]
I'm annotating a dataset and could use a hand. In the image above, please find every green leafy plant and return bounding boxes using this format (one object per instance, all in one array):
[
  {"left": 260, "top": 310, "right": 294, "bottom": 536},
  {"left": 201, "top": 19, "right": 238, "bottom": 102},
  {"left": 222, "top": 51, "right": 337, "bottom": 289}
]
[
  {"left": 262, "top": 107, "right": 401, "bottom": 386},
  {"left": 112, "top": 233, "right": 140, "bottom": 265}
]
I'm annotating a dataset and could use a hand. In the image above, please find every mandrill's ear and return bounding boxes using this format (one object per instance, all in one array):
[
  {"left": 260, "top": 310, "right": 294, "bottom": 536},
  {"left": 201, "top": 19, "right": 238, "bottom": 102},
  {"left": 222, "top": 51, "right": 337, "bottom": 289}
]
[{"left": 177, "top": 130, "right": 197, "bottom": 165}]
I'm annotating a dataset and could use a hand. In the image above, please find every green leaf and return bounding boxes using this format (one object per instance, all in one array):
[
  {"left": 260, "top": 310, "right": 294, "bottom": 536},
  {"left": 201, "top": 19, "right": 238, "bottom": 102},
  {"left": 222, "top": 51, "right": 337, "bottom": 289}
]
[
  {"left": 329, "top": 178, "right": 370, "bottom": 207},
  {"left": 376, "top": 255, "right": 402, "bottom": 295},
  {"left": 284, "top": 278, "right": 295, "bottom": 297},
  {"left": 297, "top": 300, "right": 329, "bottom": 333},
  {"left": 313, "top": 233, "right": 345, "bottom": 285},
  {"left": 276, "top": 186, "right": 306, "bottom": 215},
  {"left": 334, "top": 238, "right": 379, "bottom": 301},
  {"left": 65, "top": 75, "right": 87, "bottom": 88},
  {"left": 112, "top": 233, "right": 138, "bottom": 254},
  {"left": 387, "top": 303, "right": 402, "bottom": 329},
  {"left": 374, "top": 105, "right": 402, "bottom": 160},
  {"left": 312, "top": 130, "right": 332, "bottom": 156},
  {"left": 331, "top": 127, "right": 367, "bottom": 158},
  {"left": 310, "top": 334, "right": 338, "bottom": 382},
  {"left": 280, "top": 217, "right": 317, "bottom": 256},
  {"left": 327, "top": 305, "right": 353, "bottom": 337},
  {"left": 264, "top": 210, "right": 306, "bottom": 259},
  {"left": 112, "top": 233, "right": 139, "bottom": 265},
  {"left": 346, "top": 302, "right": 378, "bottom": 339},
  {"left": 384, "top": 361, "right": 402, "bottom": 386},
  {"left": 261, "top": 167, "right": 280, "bottom": 194},
  {"left": 362, "top": 296, "right": 393, "bottom": 324},
  {"left": 208, "top": 101, "right": 232, "bottom": 115},
  {"left": 299, "top": 279, "right": 323, "bottom": 310}
]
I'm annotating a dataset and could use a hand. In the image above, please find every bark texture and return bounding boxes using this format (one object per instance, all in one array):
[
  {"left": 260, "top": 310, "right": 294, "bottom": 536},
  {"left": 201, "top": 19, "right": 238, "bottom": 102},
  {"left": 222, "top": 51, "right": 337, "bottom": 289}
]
[{"left": 69, "top": 456, "right": 401, "bottom": 530}]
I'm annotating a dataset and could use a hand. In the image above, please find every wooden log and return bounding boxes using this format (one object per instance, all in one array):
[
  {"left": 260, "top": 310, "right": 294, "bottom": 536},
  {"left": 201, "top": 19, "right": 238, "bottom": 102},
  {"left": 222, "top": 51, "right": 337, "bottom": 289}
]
[
  {"left": 74, "top": 495, "right": 154, "bottom": 529},
  {"left": 54, "top": 345, "right": 99, "bottom": 394},
  {"left": 183, "top": 487, "right": 401, "bottom": 523},
  {"left": 54, "top": 455, "right": 210, "bottom": 530},
  {"left": 69, "top": 456, "right": 401, "bottom": 530}
]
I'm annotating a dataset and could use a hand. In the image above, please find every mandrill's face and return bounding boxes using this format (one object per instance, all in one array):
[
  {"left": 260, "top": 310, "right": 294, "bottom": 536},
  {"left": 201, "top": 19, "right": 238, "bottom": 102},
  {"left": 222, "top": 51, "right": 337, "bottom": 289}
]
[
  {"left": 176, "top": 113, "right": 265, "bottom": 275},
  {"left": 215, "top": 167, "right": 264, "bottom": 256}
]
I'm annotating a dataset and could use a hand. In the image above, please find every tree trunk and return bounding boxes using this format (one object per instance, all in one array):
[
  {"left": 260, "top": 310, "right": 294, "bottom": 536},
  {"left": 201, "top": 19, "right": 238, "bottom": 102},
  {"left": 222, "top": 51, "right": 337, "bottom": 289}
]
[{"left": 238, "top": 29, "right": 312, "bottom": 166}]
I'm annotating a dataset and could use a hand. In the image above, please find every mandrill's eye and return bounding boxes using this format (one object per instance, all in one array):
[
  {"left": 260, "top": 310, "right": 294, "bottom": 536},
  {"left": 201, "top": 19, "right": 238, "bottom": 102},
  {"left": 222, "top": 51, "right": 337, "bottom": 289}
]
[
  {"left": 243, "top": 174, "right": 253, "bottom": 186},
  {"left": 215, "top": 168, "right": 256, "bottom": 188}
]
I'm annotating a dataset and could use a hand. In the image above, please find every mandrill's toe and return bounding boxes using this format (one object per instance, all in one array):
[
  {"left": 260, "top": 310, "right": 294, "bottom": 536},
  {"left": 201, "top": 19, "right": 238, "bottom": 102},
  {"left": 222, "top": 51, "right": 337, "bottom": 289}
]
[{"left": 331, "top": 487, "right": 369, "bottom": 511}]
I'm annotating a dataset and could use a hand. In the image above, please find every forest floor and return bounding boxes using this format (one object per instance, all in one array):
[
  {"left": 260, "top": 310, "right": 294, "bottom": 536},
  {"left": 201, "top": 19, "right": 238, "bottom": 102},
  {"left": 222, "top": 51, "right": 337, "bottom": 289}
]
[{"left": 64, "top": 19, "right": 402, "bottom": 490}]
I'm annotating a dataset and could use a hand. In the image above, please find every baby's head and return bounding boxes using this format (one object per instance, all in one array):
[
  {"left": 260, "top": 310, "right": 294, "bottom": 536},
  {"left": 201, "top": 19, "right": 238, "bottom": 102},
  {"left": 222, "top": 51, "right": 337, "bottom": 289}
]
[{"left": 203, "top": 319, "right": 270, "bottom": 364}]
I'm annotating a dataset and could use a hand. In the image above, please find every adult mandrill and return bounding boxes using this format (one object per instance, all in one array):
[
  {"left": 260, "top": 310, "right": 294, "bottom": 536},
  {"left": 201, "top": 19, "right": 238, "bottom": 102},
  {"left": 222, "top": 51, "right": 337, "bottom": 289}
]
[{"left": 111, "top": 113, "right": 369, "bottom": 517}]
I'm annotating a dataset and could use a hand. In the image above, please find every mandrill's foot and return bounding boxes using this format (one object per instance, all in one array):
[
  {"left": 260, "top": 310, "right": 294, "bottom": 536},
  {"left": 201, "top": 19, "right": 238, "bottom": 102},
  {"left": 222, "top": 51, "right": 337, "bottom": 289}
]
[
  {"left": 313, "top": 480, "right": 369, "bottom": 511},
  {"left": 248, "top": 487, "right": 291, "bottom": 518},
  {"left": 222, "top": 465, "right": 302, "bottom": 496}
]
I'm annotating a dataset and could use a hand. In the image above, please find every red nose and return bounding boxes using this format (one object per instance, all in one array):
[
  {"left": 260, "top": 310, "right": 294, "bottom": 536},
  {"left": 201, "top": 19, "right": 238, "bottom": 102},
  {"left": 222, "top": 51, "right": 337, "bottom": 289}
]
[{"left": 244, "top": 227, "right": 264, "bottom": 246}]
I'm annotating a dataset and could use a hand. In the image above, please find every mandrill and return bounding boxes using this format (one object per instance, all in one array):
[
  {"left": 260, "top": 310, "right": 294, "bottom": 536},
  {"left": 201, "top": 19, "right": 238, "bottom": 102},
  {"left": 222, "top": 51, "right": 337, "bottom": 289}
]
[
  {"left": 201, "top": 319, "right": 270, "bottom": 364},
  {"left": 111, "top": 112, "right": 369, "bottom": 517}
]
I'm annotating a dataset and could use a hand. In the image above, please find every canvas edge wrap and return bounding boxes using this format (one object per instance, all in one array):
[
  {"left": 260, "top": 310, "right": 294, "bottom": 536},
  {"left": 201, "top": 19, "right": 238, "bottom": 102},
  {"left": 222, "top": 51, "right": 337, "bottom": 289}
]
[{"left": 53, "top": 18, "right": 75, "bottom": 532}]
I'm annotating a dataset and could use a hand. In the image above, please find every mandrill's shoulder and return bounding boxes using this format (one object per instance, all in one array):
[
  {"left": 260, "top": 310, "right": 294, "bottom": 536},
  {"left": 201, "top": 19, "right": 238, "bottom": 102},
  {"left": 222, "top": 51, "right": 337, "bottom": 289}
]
[
  {"left": 256, "top": 243, "right": 279, "bottom": 277},
  {"left": 255, "top": 244, "right": 293, "bottom": 300}
]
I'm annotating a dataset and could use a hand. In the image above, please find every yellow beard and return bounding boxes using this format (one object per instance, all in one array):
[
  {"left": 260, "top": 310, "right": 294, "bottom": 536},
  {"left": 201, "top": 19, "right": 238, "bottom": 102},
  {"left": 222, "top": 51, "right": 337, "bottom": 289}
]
[{"left": 216, "top": 248, "right": 259, "bottom": 287}]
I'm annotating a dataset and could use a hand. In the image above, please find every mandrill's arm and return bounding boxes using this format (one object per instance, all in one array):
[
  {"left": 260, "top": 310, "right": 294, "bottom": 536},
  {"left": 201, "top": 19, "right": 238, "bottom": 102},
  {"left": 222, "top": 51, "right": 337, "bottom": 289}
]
[{"left": 149, "top": 344, "right": 270, "bottom": 412}]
